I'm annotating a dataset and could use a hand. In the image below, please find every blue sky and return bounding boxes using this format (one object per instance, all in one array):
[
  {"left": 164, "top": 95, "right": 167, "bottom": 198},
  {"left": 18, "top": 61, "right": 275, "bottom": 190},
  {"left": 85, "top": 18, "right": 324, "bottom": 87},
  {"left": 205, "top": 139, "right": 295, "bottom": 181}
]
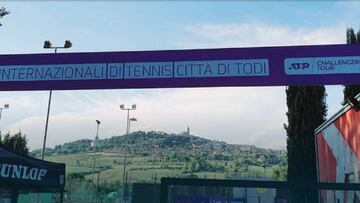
[
  {"left": 2, "top": 1, "right": 359, "bottom": 53},
  {"left": 0, "top": 1, "right": 358, "bottom": 150}
]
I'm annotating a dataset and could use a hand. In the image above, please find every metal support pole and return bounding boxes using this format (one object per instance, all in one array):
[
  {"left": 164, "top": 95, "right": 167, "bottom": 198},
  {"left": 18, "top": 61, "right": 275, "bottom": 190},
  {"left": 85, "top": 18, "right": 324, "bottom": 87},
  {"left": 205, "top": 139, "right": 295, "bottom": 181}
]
[
  {"left": 119, "top": 104, "right": 136, "bottom": 203},
  {"left": 96, "top": 123, "right": 100, "bottom": 146},
  {"left": 92, "top": 122, "right": 100, "bottom": 181},
  {"left": 41, "top": 90, "right": 52, "bottom": 160},
  {"left": 160, "top": 179, "right": 168, "bottom": 203},
  {"left": 0, "top": 108, "right": 3, "bottom": 136},
  {"left": 11, "top": 189, "right": 18, "bottom": 203},
  {"left": 37, "top": 46, "right": 57, "bottom": 203},
  {"left": 36, "top": 90, "right": 52, "bottom": 203},
  {"left": 0, "top": 106, "right": 9, "bottom": 135},
  {"left": 122, "top": 109, "right": 130, "bottom": 203},
  {"left": 60, "top": 189, "right": 64, "bottom": 203}
]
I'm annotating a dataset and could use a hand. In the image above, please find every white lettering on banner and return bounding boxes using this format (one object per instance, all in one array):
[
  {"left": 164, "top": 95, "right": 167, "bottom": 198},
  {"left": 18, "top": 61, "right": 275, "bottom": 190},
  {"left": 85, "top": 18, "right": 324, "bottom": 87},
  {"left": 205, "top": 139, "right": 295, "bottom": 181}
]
[
  {"left": 11, "top": 165, "right": 22, "bottom": 178},
  {"left": 38, "top": 169, "right": 47, "bottom": 181},
  {"left": 0, "top": 64, "right": 106, "bottom": 81},
  {"left": 0, "top": 164, "right": 10, "bottom": 177},
  {"left": 0, "top": 59, "right": 270, "bottom": 81},
  {"left": 0, "top": 163, "right": 48, "bottom": 181},
  {"left": 174, "top": 59, "right": 269, "bottom": 78},
  {"left": 22, "top": 166, "right": 30, "bottom": 179}
]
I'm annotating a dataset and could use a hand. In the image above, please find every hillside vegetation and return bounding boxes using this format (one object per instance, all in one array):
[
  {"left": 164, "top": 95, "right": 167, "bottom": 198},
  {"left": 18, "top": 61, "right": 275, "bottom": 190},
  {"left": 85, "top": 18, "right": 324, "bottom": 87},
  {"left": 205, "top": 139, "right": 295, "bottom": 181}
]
[{"left": 31, "top": 131, "right": 287, "bottom": 193}]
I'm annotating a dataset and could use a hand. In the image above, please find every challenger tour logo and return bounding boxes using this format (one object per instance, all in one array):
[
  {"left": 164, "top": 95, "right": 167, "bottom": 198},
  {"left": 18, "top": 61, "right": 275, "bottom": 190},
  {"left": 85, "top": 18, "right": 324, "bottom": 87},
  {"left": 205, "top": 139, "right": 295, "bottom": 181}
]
[
  {"left": 285, "top": 56, "right": 360, "bottom": 75},
  {"left": 0, "top": 163, "right": 47, "bottom": 181},
  {"left": 288, "top": 63, "right": 310, "bottom": 70}
]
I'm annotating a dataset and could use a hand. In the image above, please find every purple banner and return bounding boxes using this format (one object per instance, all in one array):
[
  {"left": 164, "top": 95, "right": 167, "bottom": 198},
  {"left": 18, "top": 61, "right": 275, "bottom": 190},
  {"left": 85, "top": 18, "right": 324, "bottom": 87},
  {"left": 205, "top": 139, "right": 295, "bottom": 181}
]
[{"left": 0, "top": 44, "right": 359, "bottom": 91}]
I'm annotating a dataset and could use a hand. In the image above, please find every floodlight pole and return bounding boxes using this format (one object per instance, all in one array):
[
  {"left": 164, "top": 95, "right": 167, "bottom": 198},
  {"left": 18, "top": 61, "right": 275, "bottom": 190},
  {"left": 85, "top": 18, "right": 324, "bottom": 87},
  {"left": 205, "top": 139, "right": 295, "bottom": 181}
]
[
  {"left": 120, "top": 104, "right": 136, "bottom": 203},
  {"left": 123, "top": 110, "right": 130, "bottom": 203},
  {"left": 92, "top": 120, "right": 101, "bottom": 182},
  {"left": 41, "top": 40, "right": 72, "bottom": 161},
  {"left": 0, "top": 104, "right": 9, "bottom": 135},
  {"left": 38, "top": 41, "right": 72, "bottom": 203}
]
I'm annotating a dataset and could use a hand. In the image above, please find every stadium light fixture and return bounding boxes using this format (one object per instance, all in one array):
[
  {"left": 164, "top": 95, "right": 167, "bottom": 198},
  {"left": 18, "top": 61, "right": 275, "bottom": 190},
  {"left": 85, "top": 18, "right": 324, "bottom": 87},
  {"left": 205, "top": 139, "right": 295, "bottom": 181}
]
[{"left": 43, "top": 40, "right": 73, "bottom": 53}]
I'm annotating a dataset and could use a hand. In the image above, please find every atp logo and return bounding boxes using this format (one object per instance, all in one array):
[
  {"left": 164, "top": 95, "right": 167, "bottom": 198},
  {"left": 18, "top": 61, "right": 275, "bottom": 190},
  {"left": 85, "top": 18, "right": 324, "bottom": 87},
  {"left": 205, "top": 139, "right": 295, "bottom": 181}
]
[{"left": 288, "top": 63, "right": 310, "bottom": 70}]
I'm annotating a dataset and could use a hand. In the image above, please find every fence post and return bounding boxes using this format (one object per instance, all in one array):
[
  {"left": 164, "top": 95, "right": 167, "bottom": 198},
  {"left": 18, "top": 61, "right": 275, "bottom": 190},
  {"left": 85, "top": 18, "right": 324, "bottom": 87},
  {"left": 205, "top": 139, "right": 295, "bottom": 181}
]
[
  {"left": 60, "top": 189, "right": 64, "bottom": 203},
  {"left": 160, "top": 179, "right": 168, "bottom": 203}
]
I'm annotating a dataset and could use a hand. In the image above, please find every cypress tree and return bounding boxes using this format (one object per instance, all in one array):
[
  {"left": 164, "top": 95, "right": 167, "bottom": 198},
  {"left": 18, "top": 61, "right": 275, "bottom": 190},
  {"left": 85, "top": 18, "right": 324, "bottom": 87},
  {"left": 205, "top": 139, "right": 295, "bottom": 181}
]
[
  {"left": 285, "top": 86, "right": 327, "bottom": 203},
  {"left": 344, "top": 28, "right": 360, "bottom": 100},
  {"left": 346, "top": 28, "right": 357, "bottom": 44}
]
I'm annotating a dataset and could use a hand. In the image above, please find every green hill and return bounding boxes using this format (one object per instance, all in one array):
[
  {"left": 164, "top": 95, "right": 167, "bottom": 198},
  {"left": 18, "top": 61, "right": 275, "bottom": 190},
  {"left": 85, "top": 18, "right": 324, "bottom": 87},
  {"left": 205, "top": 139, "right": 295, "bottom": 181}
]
[
  {"left": 29, "top": 131, "right": 287, "bottom": 198},
  {"left": 32, "top": 131, "right": 286, "bottom": 168}
]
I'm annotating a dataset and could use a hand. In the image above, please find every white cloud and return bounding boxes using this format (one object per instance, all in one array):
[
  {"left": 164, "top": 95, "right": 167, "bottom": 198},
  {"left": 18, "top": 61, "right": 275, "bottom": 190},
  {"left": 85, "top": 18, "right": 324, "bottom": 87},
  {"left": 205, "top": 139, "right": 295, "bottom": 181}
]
[
  {"left": 3, "top": 87, "right": 288, "bottom": 150},
  {"left": 176, "top": 23, "right": 345, "bottom": 48}
]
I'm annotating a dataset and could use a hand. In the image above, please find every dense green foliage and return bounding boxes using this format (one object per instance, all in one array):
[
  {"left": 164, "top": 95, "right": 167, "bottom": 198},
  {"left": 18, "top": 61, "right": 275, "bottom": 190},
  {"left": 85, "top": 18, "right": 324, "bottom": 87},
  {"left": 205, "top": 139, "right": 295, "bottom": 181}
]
[
  {"left": 344, "top": 28, "right": 360, "bottom": 100},
  {"left": 285, "top": 86, "right": 326, "bottom": 203},
  {"left": 1, "top": 131, "right": 29, "bottom": 154},
  {"left": 272, "top": 164, "right": 287, "bottom": 181}
]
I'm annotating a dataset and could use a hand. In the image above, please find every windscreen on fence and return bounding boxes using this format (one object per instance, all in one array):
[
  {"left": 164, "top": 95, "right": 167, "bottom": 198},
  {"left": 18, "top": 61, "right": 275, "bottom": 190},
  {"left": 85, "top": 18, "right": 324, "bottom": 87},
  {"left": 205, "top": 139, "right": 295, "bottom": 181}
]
[{"left": 160, "top": 178, "right": 360, "bottom": 203}]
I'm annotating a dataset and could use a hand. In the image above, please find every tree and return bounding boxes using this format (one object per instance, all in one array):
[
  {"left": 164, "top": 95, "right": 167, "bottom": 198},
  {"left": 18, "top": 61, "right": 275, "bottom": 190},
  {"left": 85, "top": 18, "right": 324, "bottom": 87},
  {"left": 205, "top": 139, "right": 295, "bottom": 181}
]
[
  {"left": 1, "top": 131, "right": 29, "bottom": 154},
  {"left": 285, "top": 86, "right": 327, "bottom": 203},
  {"left": 273, "top": 165, "right": 287, "bottom": 181},
  {"left": 344, "top": 28, "right": 360, "bottom": 100},
  {"left": 0, "top": 7, "right": 10, "bottom": 26}
]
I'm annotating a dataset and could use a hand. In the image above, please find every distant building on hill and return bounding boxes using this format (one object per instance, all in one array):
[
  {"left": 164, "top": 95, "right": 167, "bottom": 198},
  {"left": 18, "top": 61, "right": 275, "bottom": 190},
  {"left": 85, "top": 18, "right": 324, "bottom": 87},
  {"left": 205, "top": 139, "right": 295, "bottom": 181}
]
[{"left": 181, "top": 126, "right": 191, "bottom": 136}]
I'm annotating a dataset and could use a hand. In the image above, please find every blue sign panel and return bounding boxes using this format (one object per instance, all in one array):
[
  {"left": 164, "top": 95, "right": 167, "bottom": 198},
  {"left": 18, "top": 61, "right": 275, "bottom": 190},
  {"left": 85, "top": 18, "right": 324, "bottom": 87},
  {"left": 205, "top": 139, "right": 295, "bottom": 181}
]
[
  {"left": 174, "top": 59, "right": 269, "bottom": 78},
  {"left": 0, "top": 63, "right": 106, "bottom": 81},
  {"left": 285, "top": 56, "right": 360, "bottom": 75},
  {"left": 124, "top": 62, "right": 173, "bottom": 79},
  {"left": 107, "top": 63, "right": 124, "bottom": 79}
]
